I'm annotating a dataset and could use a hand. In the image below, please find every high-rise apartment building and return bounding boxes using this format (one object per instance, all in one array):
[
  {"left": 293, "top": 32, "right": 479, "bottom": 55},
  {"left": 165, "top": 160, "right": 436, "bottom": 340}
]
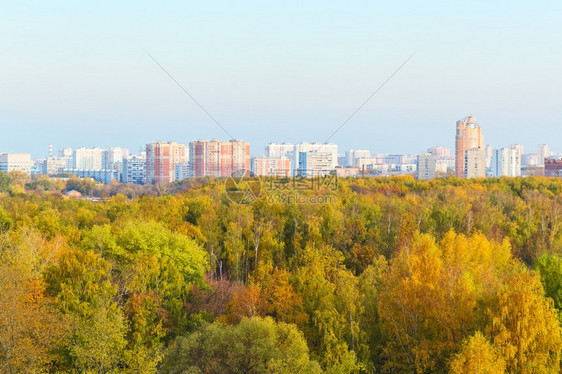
[
  {"left": 221, "top": 140, "right": 251, "bottom": 177},
  {"left": 465, "top": 148, "right": 486, "bottom": 178},
  {"left": 485, "top": 145, "right": 493, "bottom": 169},
  {"left": 43, "top": 156, "right": 67, "bottom": 175},
  {"left": 190, "top": 140, "right": 221, "bottom": 177},
  {"left": 428, "top": 146, "right": 451, "bottom": 158},
  {"left": 73, "top": 147, "right": 105, "bottom": 170},
  {"left": 251, "top": 156, "right": 291, "bottom": 177},
  {"left": 297, "top": 151, "right": 336, "bottom": 177},
  {"left": 455, "top": 116, "right": 484, "bottom": 177},
  {"left": 295, "top": 143, "right": 338, "bottom": 176},
  {"left": 265, "top": 143, "right": 295, "bottom": 158},
  {"left": 123, "top": 153, "right": 146, "bottom": 184},
  {"left": 58, "top": 148, "right": 74, "bottom": 169},
  {"left": 345, "top": 149, "right": 371, "bottom": 167},
  {"left": 491, "top": 148, "right": 521, "bottom": 177},
  {"left": 146, "top": 141, "right": 186, "bottom": 184},
  {"left": 510, "top": 144, "right": 525, "bottom": 155},
  {"left": 417, "top": 153, "right": 437, "bottom": 180},
  {"left": 538, "top": 144, "right": 550, "bottom": 164},
  {"left": 174, "top": 162, "right": 190, "bottom": 181},
  {"left": 189, "top": 140, "right": 250, "bottom": 178},
  {"left": 0, "top": 153, "right": 32, "bottom": 174}
]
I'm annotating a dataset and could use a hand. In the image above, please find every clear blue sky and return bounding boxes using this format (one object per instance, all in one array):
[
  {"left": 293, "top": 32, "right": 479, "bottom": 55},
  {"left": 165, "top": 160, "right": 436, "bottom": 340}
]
[{"left": 2, "top": 0, "right": 561, "bottom": 158}]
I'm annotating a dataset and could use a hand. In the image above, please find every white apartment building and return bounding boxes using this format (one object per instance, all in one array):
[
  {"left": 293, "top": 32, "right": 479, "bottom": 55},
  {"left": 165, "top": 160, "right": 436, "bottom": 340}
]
[
  {"left": 417, "top": 153, "right": 437, "bottom": 180},
  {"left": 297, "top": 150, "right": 336, "bottom": 177},
  {"left": 265, "top": 143, "right": 295, "bottom": 158},
  {"left": 492, "top": 148, "right": 521, "bottom": 177},
  {"left": 174, "top": 162, "right": 191, "bottom": 181},
  {"left": 538, "top": 144, "right": 550, "bottom": 165},
  {"left": 0, "top": 153, "right": 32, "bottom": 174},
  {"left": 123, "top": 153, "right": 146, "bottom": 184},
  {"left": 295, "top": 143, "right": 338, "bottom": 175},
  {"left": 43, "top": 156, "right": 67, "bottom": 175},
  {"left": 73, "top": 147, "right": 106, "bottom": 170},
  {"left": 345, "top": 149, "right": 371, "bottom": 167}
]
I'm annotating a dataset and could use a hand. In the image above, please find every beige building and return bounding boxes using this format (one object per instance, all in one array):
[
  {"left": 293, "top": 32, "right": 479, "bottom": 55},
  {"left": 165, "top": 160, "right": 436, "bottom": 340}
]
[
  {"left": 465, "top": 148, "right": 486, "bottom": 178},
  {"left": 417, "top": 153, "right": 437, "bottom": 180},
  {"left": 455, "top": 116, "right": 484, "bottom": 177},
  {"left": 335, "top": 167, "right": 360, "bottom": 177},
  {"left": 251, "top": 156, "right": 291, "bottom": 177},
  {"left": 0, "top": 153, "right": 32, "bottom": 174}
]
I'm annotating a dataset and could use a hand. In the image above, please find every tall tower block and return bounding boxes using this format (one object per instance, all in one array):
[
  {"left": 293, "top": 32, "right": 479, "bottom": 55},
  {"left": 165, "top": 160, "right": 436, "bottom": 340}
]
[{"left": 455, "top": 116, "right": 484, "bottom": 177}]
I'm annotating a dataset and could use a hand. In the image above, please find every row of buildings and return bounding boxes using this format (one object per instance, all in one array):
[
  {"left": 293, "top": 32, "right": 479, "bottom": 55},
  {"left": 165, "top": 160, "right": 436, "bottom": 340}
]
[
  {"left": 2, "top": 117, "right": 561, "bottom": 184},
  {"left": 415, "top": 116, "right": 556, "bottom": 180}
]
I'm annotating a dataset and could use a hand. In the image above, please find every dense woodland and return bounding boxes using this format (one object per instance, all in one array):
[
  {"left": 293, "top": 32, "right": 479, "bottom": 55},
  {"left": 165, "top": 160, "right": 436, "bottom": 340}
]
[{"left": 2, "top": 171, "right": 562, "bottom": 373}]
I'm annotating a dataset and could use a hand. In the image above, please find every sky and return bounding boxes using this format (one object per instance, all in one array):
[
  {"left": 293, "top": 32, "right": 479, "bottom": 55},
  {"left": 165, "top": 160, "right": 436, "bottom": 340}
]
[{"left": 2, "top": 0, "right": 562, "bottom": 158}]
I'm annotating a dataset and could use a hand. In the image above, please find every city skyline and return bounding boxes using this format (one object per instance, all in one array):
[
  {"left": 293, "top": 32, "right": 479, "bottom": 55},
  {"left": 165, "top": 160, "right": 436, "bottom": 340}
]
[{"left": 3, "top": 1, "right": 562, "bottom": 157}]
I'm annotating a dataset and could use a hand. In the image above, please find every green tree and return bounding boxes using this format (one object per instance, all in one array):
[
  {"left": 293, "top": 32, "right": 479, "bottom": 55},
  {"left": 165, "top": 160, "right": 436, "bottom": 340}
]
[
  {"left": 0, "top": 172, "right": 11, "bottom": 192},
  {"left": 535, "top": 254, "right": 562, "bottom": 312},
  {"left": 46, "top": 247, "right": 127, "bottom": 373},
  {"left": 159, "top": 317, "right": 322, "bottom": 374}
]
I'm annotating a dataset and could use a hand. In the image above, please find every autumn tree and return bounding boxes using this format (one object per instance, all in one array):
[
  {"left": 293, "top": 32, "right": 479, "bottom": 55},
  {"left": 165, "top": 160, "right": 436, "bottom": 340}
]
[
  {"left": 486, "top": 270, "right": 562, "bottom": 373},
  {"left": 449, "top": 332, "right": 505, "bottom": 374},
  {"left": 159, "top": 317, "right": 322, "bottom": 374},
  {"left": 0, "top": 232, "right": 66, "bottom": 374},
  {"left": 45, "top": 247, "right": 127, "bottom": 373}
]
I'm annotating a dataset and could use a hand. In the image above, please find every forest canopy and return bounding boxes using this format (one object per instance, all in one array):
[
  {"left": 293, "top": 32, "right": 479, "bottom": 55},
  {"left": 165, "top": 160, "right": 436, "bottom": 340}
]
[{"left": 1, "top": 173, "right": 562, "bottom": 373}]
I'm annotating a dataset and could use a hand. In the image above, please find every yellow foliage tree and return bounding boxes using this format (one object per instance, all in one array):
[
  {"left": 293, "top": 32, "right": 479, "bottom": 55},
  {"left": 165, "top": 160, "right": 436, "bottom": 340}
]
[
  {"left": 486, "top": 271, "right": 562, "bottom": 373},
  {"left": 450, "top": 331, "right": 505, "bottom": 374}
]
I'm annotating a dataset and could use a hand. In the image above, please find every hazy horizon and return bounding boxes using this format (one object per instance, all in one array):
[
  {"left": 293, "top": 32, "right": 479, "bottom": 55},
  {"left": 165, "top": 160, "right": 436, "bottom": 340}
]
[{"left": 2, "top": 1, "right": 562, "bottom": 158}]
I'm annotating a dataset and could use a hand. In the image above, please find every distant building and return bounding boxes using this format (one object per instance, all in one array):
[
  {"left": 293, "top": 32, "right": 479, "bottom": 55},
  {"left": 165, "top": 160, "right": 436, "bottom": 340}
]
[
  {"left": 265, "top": 143, "right": 296, "bottom": 172},
  {"left": 295, "top": 143, "right": 338, "bottom": 176},
  {"left": 345, "top": 149, "right": 371, "bottom": 167},
  {"left": 0, "top": 153, "right": 32, "bottom": 174},
  {"left": 43, "top": 156, "right": 67, "bottom": 175},
  {"left": 251, "top": 156, "right": 291, "bottom": 177},
  {"left": 335, "top": 167, "right": 360, "bottom": 177},
  {"left": 485, "top": 145, "right": 493, "bottom": 169},
  {"left": 455, "top": 116, "right": 484, "bottom": 178},
  {"left": 174, "top": 162, "right": 191, "bottom": 181},
  {"left": 265, "top": 143, "right": 295, "bottom": 158},
  {"left": 297, "top": 151, "right": 336, "bottom": 177},
  {"left": 428, "top": 146, "right": 451, "bottom": 158},
  {"left": 538, "top": 144, "right": 550, "bottom": 166},
  {"left": 545, "top": 159, "right": 562, "bottom": 177},
  {"left": 220, "top": 140, "right": 251, "bottom": 177},
  {"left": 189, "top": 140, "right": 250, "bottom": 178},
  {"left": 105, "top": 147, "right": 129, "bottom": 181},
  {"left": 73, "top": 147, "right": 105, "bottom": 170},
  {"left": 62, "top": 168, "right": 117, "bottom": 183},
  {"left": 522, "top": 153, "right": 538, "bottom": 167},
  {"left": 123, "top": 153, "right": 146, "bottom": 184},
  {"left": 465, "top": 148, "right": 486, "bottom": 178},
  {"left": 59, "top": 148, "right": 74, "bottom": 169},
  {"left": 417, "top": 153, "right": 436, "bottom": 180},
  {"left": 491, "top": 148, "right": 521, "bottom": 177},
  {"left": 510, "top": 144, "right": 525, "bottom": 155},
  {"left": 146, "top": 141, "right": 186, "bottom": 184}
]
